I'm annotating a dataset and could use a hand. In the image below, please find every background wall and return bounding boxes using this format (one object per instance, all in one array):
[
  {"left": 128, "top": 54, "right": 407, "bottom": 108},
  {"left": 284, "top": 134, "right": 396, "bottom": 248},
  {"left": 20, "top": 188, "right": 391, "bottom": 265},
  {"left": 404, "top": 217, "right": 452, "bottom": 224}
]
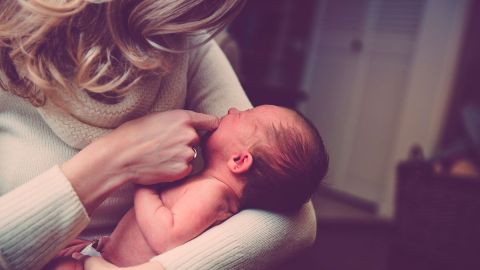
[{"left": 230, "top": 0, "right": 470, "bottom": 218}]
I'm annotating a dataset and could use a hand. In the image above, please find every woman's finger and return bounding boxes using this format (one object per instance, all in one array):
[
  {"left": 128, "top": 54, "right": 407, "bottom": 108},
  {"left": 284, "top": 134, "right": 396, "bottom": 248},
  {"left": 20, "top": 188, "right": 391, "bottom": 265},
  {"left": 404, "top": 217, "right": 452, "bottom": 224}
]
[
  {"left": 185, "top": 111, "right": 220, "bottom": 131},
  {"left": 72, "top": 252, "right": 87, "bottom": 261},
  {"left": 187, "top": 130, "right": 201, "bottom": 147}
]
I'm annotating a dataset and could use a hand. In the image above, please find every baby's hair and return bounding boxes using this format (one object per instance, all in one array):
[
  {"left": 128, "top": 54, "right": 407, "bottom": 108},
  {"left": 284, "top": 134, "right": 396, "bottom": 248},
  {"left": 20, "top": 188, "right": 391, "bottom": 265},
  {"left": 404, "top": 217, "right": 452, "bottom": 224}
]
[
  {"left": 241, "top": 109, "right": 329, "bottom": 212},
  {"left": 0, "top": 0, "right": 246, "bottom": 106}
]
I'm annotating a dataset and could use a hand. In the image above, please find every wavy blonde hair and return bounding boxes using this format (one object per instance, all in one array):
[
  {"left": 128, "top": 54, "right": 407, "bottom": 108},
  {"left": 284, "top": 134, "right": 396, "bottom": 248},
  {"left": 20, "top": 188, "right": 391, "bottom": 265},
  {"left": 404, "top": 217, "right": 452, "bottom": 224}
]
[{"left": 0, "top": 0, "right": 245, "bottom": 106}]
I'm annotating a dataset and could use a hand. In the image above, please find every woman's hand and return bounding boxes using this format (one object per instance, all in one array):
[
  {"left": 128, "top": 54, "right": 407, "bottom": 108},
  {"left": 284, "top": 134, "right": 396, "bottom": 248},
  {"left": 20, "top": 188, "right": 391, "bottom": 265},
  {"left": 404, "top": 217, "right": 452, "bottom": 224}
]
[
  {"left": 98, "top": 110, "right": 219, "bottom": 184},
  {"left": 61, "top": 110, "right": 219, "bottom": 214}
]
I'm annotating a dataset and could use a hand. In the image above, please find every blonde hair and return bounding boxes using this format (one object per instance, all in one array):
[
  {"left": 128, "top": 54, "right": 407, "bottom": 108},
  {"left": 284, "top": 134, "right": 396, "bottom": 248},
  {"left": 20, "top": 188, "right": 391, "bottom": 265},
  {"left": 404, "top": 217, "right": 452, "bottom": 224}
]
[{"left": 0, "top": 0, "right": 245, "bottom": 106}]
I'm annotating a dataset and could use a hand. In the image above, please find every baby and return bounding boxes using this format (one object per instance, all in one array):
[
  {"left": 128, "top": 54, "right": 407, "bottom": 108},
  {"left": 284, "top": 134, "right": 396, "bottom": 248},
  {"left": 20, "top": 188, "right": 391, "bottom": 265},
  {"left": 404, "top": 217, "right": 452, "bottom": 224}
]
[{"left": 48, "top": 105, "right": 328, "bottom": 269}]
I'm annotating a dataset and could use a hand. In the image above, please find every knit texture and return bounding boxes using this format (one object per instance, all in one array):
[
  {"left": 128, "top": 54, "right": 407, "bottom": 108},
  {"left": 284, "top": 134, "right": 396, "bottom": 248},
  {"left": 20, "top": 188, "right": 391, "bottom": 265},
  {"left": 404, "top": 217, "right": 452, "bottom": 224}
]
[
  {"left": 0, "top": 40, "right": 316, "bottom": 270},
  {"left": 0, "top": 166, "right": 89, "bottom": 270}
]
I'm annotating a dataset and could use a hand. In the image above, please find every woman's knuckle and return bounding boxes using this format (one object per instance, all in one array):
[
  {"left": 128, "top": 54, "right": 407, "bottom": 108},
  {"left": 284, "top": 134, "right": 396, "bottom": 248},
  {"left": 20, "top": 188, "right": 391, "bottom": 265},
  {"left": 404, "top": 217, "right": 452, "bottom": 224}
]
[
  {"left": 173, "top": 161, "right": 186, "bottom": 170},
  {"left": 174, "top": 110, "right": 190, "bottom": 123},
  {"left": 186, "top": 129, "right": 198, "bottom": 140},
  {"left": 183, "top": 152, "right": 193, "bottom": 162}
]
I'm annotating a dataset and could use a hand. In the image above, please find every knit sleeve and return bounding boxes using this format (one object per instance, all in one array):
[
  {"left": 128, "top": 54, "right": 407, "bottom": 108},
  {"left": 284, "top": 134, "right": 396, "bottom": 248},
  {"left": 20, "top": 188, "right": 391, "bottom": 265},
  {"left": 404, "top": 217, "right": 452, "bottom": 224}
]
[
  {"left": 0, "top": 165, "right": 90, "bottom": 270},
  {"left": 151, "top": 202, "right": 316, "bottom": 270},
  {"left": 185, "top": 39, "right": 252, "bottom": 116}
]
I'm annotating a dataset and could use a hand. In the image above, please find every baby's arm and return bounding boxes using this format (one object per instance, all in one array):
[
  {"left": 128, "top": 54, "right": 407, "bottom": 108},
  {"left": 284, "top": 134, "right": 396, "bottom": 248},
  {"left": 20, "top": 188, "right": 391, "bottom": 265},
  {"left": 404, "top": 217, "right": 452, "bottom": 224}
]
[
  {"left": 134, "top": 184, "right": 228, "bottom": 254},
  {"left": 133, "top": 186, "right": 173, "bottom": 246}
]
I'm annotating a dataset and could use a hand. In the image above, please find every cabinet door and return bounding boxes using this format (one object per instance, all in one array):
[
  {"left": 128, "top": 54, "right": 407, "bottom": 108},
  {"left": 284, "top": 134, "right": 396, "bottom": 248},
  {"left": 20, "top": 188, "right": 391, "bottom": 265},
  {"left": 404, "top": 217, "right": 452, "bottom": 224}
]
[{"left": 303, "top": 0, "right": 426, "bottom": 203}]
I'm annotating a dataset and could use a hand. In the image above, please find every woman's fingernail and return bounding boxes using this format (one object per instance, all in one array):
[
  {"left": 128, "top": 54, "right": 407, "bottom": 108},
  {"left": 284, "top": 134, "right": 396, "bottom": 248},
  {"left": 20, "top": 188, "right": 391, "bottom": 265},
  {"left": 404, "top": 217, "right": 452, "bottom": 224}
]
[{"left": 72, "top": 252, "right": 81, "bottom": 260}]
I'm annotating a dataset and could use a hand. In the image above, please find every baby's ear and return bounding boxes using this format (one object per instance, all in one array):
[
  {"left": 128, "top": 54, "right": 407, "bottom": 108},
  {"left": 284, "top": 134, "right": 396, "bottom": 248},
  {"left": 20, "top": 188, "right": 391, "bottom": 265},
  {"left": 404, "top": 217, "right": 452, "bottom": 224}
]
[{"left": 227, "top": 151, "right": 253, "bottom": 174}]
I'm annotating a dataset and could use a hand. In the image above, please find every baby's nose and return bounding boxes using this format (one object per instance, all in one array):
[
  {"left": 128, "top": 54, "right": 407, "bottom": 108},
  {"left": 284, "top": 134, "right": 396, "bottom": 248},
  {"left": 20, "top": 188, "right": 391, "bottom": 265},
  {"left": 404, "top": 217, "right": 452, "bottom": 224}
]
[{"left": 228, "top": 107, "right": 239, "bottom": 115}]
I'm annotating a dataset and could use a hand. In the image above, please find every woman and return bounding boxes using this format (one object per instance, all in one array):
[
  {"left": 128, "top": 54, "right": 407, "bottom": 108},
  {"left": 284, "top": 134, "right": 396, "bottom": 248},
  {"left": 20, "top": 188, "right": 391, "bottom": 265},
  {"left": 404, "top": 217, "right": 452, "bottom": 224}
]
[{"left": 0, "top": 1, "right": 317, "bottom": 270}]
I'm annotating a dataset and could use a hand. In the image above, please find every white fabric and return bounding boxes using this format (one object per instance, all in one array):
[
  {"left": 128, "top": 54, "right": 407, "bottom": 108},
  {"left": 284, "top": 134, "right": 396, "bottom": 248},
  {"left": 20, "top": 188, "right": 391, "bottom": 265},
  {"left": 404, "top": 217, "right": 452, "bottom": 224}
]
[
  {"left": 80, "top": 244, "right": 102, "bottom": 257},
  {"left": 0, "top": 39, "right": 316, "bottom": 270}
]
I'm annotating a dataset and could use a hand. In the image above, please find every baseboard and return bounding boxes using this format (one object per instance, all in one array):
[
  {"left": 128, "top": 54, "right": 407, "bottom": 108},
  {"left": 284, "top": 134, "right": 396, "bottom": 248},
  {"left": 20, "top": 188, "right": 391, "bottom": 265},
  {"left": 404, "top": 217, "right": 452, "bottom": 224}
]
[{"left": 317, "top": 186, "right": 378, "bottom": 214}]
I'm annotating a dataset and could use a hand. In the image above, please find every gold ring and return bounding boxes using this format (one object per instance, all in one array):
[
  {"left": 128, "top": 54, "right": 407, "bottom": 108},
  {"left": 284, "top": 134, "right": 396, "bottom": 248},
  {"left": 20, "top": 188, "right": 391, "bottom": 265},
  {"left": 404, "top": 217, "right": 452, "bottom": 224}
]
[{"left": 192, "top": 147, "right": 198, "bottom": 160}]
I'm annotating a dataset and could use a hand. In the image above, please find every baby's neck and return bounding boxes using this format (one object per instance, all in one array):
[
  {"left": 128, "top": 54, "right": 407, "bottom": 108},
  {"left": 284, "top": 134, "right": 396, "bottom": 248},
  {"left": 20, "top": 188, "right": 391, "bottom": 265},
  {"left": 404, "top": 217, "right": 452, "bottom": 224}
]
[{"left": 193, "top": 168, "right": 243, "bottom": 202}]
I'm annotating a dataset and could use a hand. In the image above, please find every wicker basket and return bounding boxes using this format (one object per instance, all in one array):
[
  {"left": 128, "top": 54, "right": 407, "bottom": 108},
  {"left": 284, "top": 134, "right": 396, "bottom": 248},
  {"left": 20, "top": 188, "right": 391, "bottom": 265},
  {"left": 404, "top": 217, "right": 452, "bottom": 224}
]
[{"left": 389, "top": 160, "right": 480, "bottom": 270}]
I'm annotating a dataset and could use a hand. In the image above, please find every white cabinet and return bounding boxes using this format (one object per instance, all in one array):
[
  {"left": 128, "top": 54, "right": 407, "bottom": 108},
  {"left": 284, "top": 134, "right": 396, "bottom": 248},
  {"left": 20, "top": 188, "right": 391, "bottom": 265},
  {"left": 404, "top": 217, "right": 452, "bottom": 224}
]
[{"left": 301, "top": 0, "right": 468, "bottom": 217}]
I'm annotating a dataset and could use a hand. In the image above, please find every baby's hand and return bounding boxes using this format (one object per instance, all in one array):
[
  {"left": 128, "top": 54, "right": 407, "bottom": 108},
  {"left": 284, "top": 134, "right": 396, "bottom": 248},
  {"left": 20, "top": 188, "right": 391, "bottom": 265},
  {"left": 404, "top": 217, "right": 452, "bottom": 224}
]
[{"left": 57, "top": 238, "right": 92, "bottom": 257}]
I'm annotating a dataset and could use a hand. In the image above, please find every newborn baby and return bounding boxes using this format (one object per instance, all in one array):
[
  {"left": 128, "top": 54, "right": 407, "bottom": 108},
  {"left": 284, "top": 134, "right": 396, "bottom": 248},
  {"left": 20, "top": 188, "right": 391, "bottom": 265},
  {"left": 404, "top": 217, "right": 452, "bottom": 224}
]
[{"left": 49, "top": 105, "right": 328, "bottom": 269}]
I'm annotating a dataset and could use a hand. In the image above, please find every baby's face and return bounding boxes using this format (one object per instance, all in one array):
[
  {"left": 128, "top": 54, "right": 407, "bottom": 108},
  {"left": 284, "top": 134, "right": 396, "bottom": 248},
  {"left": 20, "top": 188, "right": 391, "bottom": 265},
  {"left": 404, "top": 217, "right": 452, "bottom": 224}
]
[{"left": 204, "top": 105, "right": 293, "bottom": 157}]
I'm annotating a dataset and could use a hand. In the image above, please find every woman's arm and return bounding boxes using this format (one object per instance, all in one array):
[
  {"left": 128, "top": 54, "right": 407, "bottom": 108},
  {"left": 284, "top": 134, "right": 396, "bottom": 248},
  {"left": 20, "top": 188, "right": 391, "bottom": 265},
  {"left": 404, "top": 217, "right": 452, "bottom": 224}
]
[
  {"left": 83, "top": 204, "right": 316, "bottom": 270},
  {"left": 62, "top": 110, "right": 220, "bottom": 214},
  {"left": 152, "top": 203, "right": 317, "bottom": 270},
  {"left": 0, "top": 166, "right": 90, "bottom": 270}
]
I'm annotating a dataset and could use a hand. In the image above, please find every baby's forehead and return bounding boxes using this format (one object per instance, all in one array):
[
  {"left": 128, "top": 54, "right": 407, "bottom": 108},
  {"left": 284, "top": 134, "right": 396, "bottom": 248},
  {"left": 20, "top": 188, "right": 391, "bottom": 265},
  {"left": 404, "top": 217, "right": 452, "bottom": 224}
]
[
  {"left": 251, "top": 108, "right": 300, "bottom": 136},
  {"left": 256, "top": 107, "right": 312, "bottom": 140},
  {"left": 251, "top": 105, "right": 296, "bottom": 126}
]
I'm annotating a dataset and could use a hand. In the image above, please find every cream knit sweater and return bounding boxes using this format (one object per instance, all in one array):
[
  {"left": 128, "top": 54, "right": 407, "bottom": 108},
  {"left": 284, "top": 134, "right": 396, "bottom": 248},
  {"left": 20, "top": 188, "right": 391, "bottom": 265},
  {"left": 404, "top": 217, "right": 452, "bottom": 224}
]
[{"left": 0, "top": 40, "right": 316, "bottom": 270}]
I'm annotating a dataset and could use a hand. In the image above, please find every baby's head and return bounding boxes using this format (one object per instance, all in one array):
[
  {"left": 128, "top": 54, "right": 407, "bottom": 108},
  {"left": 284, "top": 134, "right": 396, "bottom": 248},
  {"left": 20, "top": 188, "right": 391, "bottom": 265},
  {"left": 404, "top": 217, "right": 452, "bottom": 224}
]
[{"left": 204, "top": 105, "right": 329, "bottom": 212}]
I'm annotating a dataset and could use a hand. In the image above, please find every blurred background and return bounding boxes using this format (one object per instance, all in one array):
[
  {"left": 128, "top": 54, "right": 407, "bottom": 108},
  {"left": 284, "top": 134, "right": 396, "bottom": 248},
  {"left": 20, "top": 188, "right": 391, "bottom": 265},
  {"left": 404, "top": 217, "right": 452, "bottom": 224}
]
[{"left": 217, "top": 0, "right": 480, "bottom": 269}]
